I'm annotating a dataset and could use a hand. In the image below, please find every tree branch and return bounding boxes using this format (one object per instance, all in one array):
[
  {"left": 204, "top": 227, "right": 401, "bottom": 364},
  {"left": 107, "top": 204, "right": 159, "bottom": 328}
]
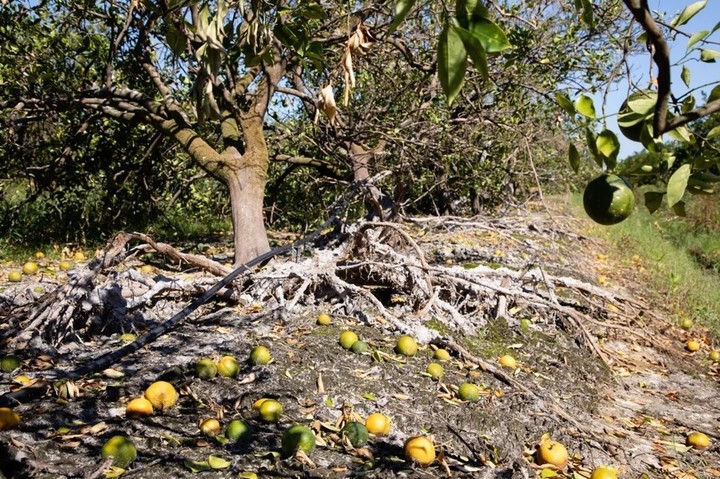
[
  {"left": 664, "top": 98, "right": 720, "bottom": 132},
  {"left": 622, "top": 0, "right": 670, "bottom": 136}
]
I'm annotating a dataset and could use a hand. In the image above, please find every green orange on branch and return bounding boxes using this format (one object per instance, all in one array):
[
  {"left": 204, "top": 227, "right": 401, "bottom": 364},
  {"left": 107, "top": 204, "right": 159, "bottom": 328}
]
[{"left": 583, "top": 174, "right": 635, "bottom": 225}]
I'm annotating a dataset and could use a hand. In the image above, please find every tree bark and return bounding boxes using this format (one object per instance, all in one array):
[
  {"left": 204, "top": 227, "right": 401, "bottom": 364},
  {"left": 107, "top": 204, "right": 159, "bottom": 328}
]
[{"left": 226, "top": 164, "right": 270, "bottom": 264}]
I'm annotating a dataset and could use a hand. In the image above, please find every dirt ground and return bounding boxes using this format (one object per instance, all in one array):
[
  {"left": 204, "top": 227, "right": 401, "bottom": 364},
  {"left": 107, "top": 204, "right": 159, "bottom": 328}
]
[{"left": 0, "top": 202, "right": 718, "bottom": 479}]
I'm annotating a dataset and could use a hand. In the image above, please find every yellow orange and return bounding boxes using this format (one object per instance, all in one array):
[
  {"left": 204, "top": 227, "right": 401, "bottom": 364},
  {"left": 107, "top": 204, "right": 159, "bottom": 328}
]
[{"left": 144, "top": 381, "right": 178, "bottom": 411}]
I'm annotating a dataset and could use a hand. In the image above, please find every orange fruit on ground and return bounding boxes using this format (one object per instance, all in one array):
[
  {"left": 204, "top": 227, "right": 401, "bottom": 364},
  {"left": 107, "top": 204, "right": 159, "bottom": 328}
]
[
  {"left": 395, "top": 335, "right": 418, "bottom": 356},
  {"left": 680, "top": 318, "right": 693, "bottom": 330},
  {"left": 258, "top": 399, "right": 283, "bottom": 422},
  {"left": 217, "top": 355, "right": 239, "bottom": 377},
  {"left": 365, "top": 413, "right": 391, "bottom": 435},
  {"left": 0, "top": 407, "right": 21, "bottom": 430},
  {"left": 404, "top": 436, "right": 435, "bottom": 466},
  {"left": 200, "top": 418, "right": 222, "bottom": 437},
  {"left": 34, "top": 252, "right": 45, "bottom": 259},
  {"left": 58, "top": 261, "right": 73, "bottom": 271},
  {"left": 22, "top": 262, "right": 39, "bottom": 275},
  {"left": 537, "top": 440, "right": 569, "bottom": 469},
  {"left": 687, "top": 431, "right": 711, "bottom": 449},
  {"left": 457, "top": 383, "right": 480, "bottom": 402},
  {"left": 591, "top": 466, "right": 619, "bottom": 479},
  {"left": 7, "top": 270, "right": 22, "bottom": 282},
  {"left": 434, "top": 349, "right": 451, "bottom": 361},
  {"left": 498, "top": 355, "right": 517, "bottom": 369},
  {"left": 126, "top": 398, "right": 153, "bottom": 418},
  {"left": 252, "top": 398, "right": 269, "bottom": 410},
  {"left": 686, "top": 340, "right": 701, "bottom": 352},
  {"left": 709, "top": 350, "right": 720, "bottom": 362},
  {"left": 100, "top": 435, "right": 137, "bottom": 468},
  {"left": 249, "top": 346, "right": 271, "bottom": 365},
  {"left": 339, "top": 331, "right": 359, "bottom": 349},
  {"left": 73, "top": 251, "right": 86, "bottom": 261},
  {"left": 316, "top": 313, "right": 332, "bottom": 325},
  {"left": 144, "top": 381, "right": 178, "bottom": 411},
  {"left": 426, "top": 362, "right": 444, "bottom": 379}
]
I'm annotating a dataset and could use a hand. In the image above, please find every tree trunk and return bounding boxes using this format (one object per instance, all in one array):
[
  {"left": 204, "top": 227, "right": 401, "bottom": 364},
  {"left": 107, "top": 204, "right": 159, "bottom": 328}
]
[{"left": 226, "top": 166, "right": 270, "bottom": 264}]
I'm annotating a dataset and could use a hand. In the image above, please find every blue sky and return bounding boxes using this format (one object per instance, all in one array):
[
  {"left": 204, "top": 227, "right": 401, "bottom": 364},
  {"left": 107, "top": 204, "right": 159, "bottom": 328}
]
[{"left": 593, "top": 0, "right": 720, "bottom": 157}]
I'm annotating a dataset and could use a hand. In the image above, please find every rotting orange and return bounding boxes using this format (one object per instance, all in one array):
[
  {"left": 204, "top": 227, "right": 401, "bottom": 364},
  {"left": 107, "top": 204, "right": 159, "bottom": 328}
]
[
  {"left": 404, "top": 436, "right": 435, "bottom": 466},
  {"left": 199, "top": 418, "right": 222, "bottom": 437},
  {"left": 687, "top": 431, "right": 711, "bottom": 449},
  {"left": 144, "top": 381, "right": 178, "bottom": 411},
  {"left": 126, "top": 398, "right": 153, "bottom": 418},
  {"left": 498, "top": 355, "right": 517, "bottom": 369},
  {"left": 536, "top": 440, "right": 569, "bottom": 469},
  {"left": 365, "top": 413, "right": 391, "bottom": 435},
  {"left": 0, "top": 407, "right": 20, "bottom": 430}
]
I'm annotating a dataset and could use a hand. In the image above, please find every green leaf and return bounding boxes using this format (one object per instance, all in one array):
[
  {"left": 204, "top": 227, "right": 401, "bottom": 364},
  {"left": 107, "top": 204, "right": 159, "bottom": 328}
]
[
  {"left": 452, "top": 24, "right": 488, "bottom": 80},
  {"left": 467, "top": 18, "right": 511, "bottom": 53},
  {"left": 666, "top": 164, "right": 691, "bottom": 207},
  {"left": 166, "top": 24, "right": 187, "bottom": 56},
  {"left": 666, "top": 125, "right": 693, "bottom": 144},
  {"left": 672, "top": 200, "right": 687, "bottom": 216},
  {"left": 709, "top": 85, "right": 720, "bottom": 102},
  {"left": 568, "top": 143, "right": 580, "bottom": 173},
  {"left": 707, "top": 125, "right": 720, "bottom": 139},
  {"left": 644, "top": 191, "right": 664, "bottom": 213},
  {"left": 713, "top": 19, "right": 720, "bottom": 33},
  {"left": 627, "top": 92, "right": 656, "bottom": 115},
  {"left": 681, "top": 65, "right": 691, "bottom": 87},
  {"left": 556, "top": 93, "right": 576, "bottom": 115},
  {"left": 437, "top": 23, "right": 468, "bottom": 106},
  {"left": 687, "top": 30, "right": 709, "bottom": 51},
  {"left": 596, "top": 129, "right": 620, "bottom": 169},
  {"left": 580, "top": 0, "right": 595, "bottom": 29},
  {"left": 540, "top": 468, "right": 558, "bottom": 478},
  {"left": 208, "top": 455, "right": 231, "bottom": 470},
  {"left": 575, "top": 94, "right": 596, "bottom": 118},
  {"left": 670, "top": 1, "right": 707, "bottom": 27},
  {"left": 687, "top": 174, "right": 716, "bottom": 194},
  {"left": 388, "top": 0, "right": 417, "bottom": 35},
  {"left": 681, "top": 94, "right": 696, "bottom": 113},
  {"left": 585, "top": 128, "right": 600, "bottom": 165},
  {"left": 456, "top": 0, "right": 490, "bottom": 27},
  {"left": 302, "top": 4, "right": 328, "bottom": 20},
  {"left": 700, "top": 49, "right": 720, "bottom": 62},
  {"left": 664, "top": 150, "right": 677, "bottom": 170},
  {"left": 184, "top": 459, "right": 212, "bottom": 473}
]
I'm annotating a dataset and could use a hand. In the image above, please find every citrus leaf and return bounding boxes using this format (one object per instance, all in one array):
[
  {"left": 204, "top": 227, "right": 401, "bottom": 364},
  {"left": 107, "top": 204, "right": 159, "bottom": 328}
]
[
  {"left": 437, "top": 23, "right": 468, "bottom": 106},
  {"left": 456, "top": 0, "right": 490, "bottom": 26},
  {"left": 671, "top": 1, "right": 707, "bottom": 27},
  {"left": 387, "top": 0, "right": 417, "bottom": 35},
  {"left": 627, "top": 92, "right": 656, "bottom": 115},
  {"left": 183, "top": 459, "right": 212, "bottom": 473},
  {"left": 687, "top": 30, "right": 709, "bottom": 51},
  {"left": 707, "top": 125, "right": 720, "bottom": 139},
  {"left": 585, "top": 128, "right": 601, "bottom": 166},
  {"left": 555, "top": 93, "right": 576, "bottom": 115},
  {"left": 666, "top": 125, "right": 693, "bottom": 144},
  {"left": 596, "top": 129, "right": 620, "bottom": 169},
  {"left": 467, "top": 18, "right": 511, "bottom": 53},
  {"left": 452, "top": 23, "right": 488, "bottom": 80},
  {"left": 574, "top": 94, "right": 596, "bottom": 118},
  {"left": 568, "top": 143, "right": 580, "bottom": 173},
  {"left": 166, "top": 24, "right": 187, "bottom": 56},
  {"left": 713, "top": 19, "right": 720, "bottom": 33},
  {"left": 682, "top": 94, "right": 695, "bottom": 112},
  {"left": 672, "top": 200, "right": 687, "bottom": 216},
  {"left": 666, "top": 164, "right": 691, "bottom": 207},
  {"left": 644, "top": 191, "right": 664, "bottom": 213},
  {"left": 709, "top": 85, "right": 720, "bottom": 102},
  {"left": 580, "top": 0, "right": 595, "bottom": 29},
  {"left": 681, "top": 65, "right": 691, "bottom": 87},
  {"left": 700, "top": 49, "right": 720, "bottom": 62},
  {"left": 208, "top": 455, "right": 231, "bottom": 469}
]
